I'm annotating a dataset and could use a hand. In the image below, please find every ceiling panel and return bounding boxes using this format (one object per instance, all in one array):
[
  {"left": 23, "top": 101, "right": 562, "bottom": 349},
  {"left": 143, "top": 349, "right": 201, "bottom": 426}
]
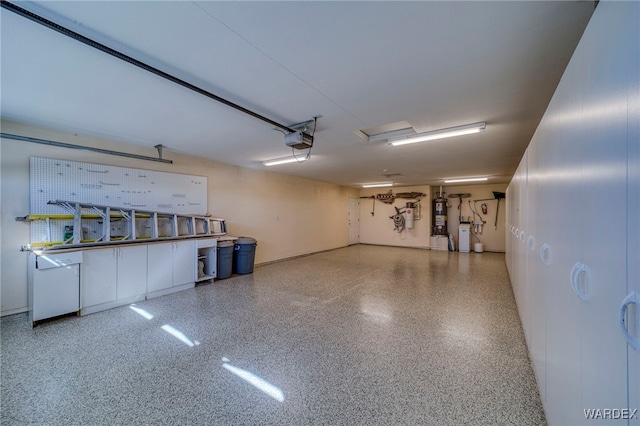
[{"left": 0, "top": 1, "right": 595, "bottom": 187}]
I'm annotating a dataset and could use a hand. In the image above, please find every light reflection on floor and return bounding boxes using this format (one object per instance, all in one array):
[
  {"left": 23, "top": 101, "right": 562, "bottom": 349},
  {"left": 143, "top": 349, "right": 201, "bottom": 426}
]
[
  {"left": 129, "top": 304, "right": 154, "bottom": 320},
  {"left": 161, "top": 324, "right": 200, "bottom": 347},
  {"left": 222, "top": 358, "right": 285, "bottom": 402}
]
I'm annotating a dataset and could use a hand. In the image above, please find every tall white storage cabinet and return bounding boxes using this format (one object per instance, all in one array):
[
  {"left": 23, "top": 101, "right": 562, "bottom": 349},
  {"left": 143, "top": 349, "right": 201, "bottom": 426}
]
[
  {"left": 513, "top": 158, "right": 529, "bottom": 346},
  {"left": 506, "top": 2, "right": 639, "bottom": 424},
  {"left": 626, "top": 3, "right": 640, "bottom": 420},
  {"left": 525, "top": 134, "right": 546, "bottom": 403}
]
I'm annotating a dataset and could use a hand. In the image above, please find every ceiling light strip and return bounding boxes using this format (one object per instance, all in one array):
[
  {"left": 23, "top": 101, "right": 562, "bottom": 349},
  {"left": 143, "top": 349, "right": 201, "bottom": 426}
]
[
  {"left": 389, "top": 122, "right": 486, "bottom": 146},
  {"left": 444, "top": 177, "right": 488, "bottom": 183},
  {"left": 263, "top": 156, "right": 308, "bottom": 166},
  {"left": 362, "top": 183, "right": 393, "bottom": 188},
  {"left": 0, "top": 1, "right": 296, "bottom": 134}
]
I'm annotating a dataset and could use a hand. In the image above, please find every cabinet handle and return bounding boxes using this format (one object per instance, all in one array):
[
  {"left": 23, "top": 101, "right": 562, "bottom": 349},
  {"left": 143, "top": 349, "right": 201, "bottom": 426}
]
[
  {"left": 570, "top": 261, "right": 588, "bottom": 301},
  {"left": 527, "top": 235, "right": 535, "bottom": 252},
  {"left": 540, "top": 243, "right": 552, "bottom": 266},
  {"left": 619, "top": 292, "right": 638, "bottom": 350}
]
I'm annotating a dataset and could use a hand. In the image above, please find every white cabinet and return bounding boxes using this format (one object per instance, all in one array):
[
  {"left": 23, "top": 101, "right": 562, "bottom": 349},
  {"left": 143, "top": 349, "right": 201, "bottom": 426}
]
[
  {"left": 511, "top": 157, "right": 528, "bottom": 345},
  {"left": 31, "top": 238, "right": 206, "bottom": 321},
  {"left": 116, "top": 245, "right": 147, "bottom": 300},
  {"left": 541, "top": 48, "right": 586, "bottom": 425},
  {"left": 173, "top": 240, "right": 195, "bottom": 286},
  {"left": 578, "top": 3, "right": 630, "bottom": 414},
  {"left": 506, "top": 3, "right": 639, "bottom": 424},
  {"left": 80, "top": 245, "right": 147, "bottom": 315},
  {"left": 147, "top": 243, "right": 173, "bottom": 293},
  {"left": 625, "top": 3, "right": 640, "bottom": 421},
  {"left": 81, "top": 248, "right": 117, "bottom": 308},
  {"left": 196, "top": 238, "right": 217, "bottom": 283},
  {"left": 525, "top": 135, "right": 546, "bottom": 402},
  {"left": 28, "top": 251, "right": 82, "bottom": 324},
  {"left": 147, "top": 240, "right": 195, "bottom": 298}
]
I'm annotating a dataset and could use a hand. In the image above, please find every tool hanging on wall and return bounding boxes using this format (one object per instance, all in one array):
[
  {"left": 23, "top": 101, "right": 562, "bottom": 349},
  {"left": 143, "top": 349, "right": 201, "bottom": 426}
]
[
  {"left": 377, "top": 191, "right": 395, "bottom": 204},
  {"left": 468, "top": 200, "right": 485, "bottom": 234},
  {"left": 390, "top": 206, "right": 406, "bottom": 233},
  {"left": 447, "top": 193, "right": 471, "bottom": 222},
  {"left": 395, "top": 192, "right": 426, "bottom": 199},
  {"left": 360, "top": 190, "right": 426, "bottom": 206},
  {"left": 474, "top": 192, "right": 506, "bottom": 230},
  {"left": 492, "top": 192, "right": 505, "bottom": 230}
]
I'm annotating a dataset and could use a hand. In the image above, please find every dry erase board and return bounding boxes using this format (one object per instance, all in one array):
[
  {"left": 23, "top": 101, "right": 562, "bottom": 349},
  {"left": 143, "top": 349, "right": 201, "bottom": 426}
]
[{"left": 30, "top": 157, "right": 207, "bottom": 215}]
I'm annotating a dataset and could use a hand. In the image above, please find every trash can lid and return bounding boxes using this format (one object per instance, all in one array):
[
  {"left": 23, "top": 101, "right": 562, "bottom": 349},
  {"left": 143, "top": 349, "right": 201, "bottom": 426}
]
[
  {"left": 217, "top": 240, "right": 235, "bottom": 247},
  {"left": 235, "top": 237, "right": 257, "bottom": 245}
]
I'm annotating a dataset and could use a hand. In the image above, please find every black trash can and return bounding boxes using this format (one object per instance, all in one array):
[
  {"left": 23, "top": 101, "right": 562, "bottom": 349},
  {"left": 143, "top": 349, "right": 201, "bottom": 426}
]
[
  {"left": 216, "top": 240, "right": 235, "bottom": 279},
  {"left": 233, "top": 237, "right": 257, "bottom": 274}
]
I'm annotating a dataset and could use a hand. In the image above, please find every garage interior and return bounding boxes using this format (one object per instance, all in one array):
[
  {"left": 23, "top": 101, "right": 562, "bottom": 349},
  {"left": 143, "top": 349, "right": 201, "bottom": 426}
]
[{"left": 1, "top": 1, "right": 638, "bottom": 425}]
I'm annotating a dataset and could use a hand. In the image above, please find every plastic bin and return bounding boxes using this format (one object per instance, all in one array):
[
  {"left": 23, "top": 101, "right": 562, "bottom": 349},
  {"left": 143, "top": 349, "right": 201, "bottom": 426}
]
[
  {"left": 216, "top": 241, "right": 235, "bottom": 279},
  {"left": 233, "top": 237, "right": 257, "bottom": 275}
]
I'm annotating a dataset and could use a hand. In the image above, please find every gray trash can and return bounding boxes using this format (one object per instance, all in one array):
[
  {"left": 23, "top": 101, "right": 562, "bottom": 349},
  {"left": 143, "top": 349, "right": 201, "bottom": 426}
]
[
  {"left": 233, "top": 237, "right": 257, "bottom": 274},
  {"left": 217, "top": 240, "right": 235, "bottom": 279}
]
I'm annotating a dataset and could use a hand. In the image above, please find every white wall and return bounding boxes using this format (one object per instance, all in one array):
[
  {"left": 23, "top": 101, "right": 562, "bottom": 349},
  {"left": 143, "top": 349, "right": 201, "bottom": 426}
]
[
  {"left": 440, "top": 183, "right": 508, "bottom": 252},
  {"left": 0, "top": 120, "right": 359, "bottom": 315},
  {"left": 358, "top": 185, "right": 431, "bottom": 248}
]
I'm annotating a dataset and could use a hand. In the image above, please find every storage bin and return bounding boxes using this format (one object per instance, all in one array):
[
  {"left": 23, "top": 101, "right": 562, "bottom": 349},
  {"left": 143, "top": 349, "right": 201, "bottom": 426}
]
[
  {"left": 216, "top": 240, "right": 235, "bottom": 279},
  {"left": 233, "top": 237, "right": 257, "bottom": 275}
]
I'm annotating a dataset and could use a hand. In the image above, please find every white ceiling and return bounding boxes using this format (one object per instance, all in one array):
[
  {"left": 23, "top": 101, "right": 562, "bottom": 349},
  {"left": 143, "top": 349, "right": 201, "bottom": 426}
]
[{"left": 1, "top": 1, "right": 594, "bottom": 188}]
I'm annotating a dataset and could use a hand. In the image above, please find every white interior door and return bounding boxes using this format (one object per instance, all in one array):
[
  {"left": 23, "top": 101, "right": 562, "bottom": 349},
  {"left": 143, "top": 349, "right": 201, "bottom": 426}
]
[{"left": 348, "top": 197, "right": 359, "bottom": 245}]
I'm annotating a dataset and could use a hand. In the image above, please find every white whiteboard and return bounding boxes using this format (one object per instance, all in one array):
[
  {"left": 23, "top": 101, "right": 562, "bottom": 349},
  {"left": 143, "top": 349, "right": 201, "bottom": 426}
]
[{"left": 30, "top": 157, "right": 207, "bottom": 215}]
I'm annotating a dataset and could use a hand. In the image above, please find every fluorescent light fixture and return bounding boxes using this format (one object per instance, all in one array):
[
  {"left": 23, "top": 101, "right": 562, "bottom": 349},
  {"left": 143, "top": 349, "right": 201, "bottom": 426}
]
[
  {"left": 362, "top": 182, "right": 393, "bottom": 188},
  {"left": 263, "top": 155, "right": 308, "bottom": 166},
  {"left": 389, "top": 122, "right": 486, "bottom": 146},
  {"left": 444, "top": 177, "right": 489, "bottom": 183}
]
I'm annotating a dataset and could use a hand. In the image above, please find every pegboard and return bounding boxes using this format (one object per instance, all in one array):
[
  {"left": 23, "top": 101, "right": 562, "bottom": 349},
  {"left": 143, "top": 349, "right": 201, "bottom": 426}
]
[{"left": 29, "top": 157, "right": 208, "bottom": 243}]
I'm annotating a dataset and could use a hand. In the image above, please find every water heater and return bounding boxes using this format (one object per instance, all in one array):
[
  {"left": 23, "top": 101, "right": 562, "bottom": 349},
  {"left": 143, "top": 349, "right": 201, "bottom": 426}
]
[
  {"left": 432, "top": 197, "right": 448, "bottom": 235},
  {"left": 405, "top": 202, "right": 415, "bottom": 229}
]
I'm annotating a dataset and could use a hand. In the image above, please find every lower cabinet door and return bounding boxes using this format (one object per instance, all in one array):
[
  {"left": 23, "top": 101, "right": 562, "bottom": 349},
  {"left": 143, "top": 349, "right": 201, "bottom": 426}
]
[
  {"left": 172, "top": 241, "right": 195, "bottom": 286},
  {"left": 116, "top": 245, "right": 147, "bottom": 299},
  {"left": 81, "top": 248, "right": 117, "bottom": 308},
  {"left": 147, "top": 243, "right": 173, "bottom": 293}
]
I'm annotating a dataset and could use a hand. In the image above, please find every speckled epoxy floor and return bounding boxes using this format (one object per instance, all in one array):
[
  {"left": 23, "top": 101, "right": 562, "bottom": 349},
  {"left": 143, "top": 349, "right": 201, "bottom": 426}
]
[{"left": 1, "top": 245, "right": 546, "bottom": 425}]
